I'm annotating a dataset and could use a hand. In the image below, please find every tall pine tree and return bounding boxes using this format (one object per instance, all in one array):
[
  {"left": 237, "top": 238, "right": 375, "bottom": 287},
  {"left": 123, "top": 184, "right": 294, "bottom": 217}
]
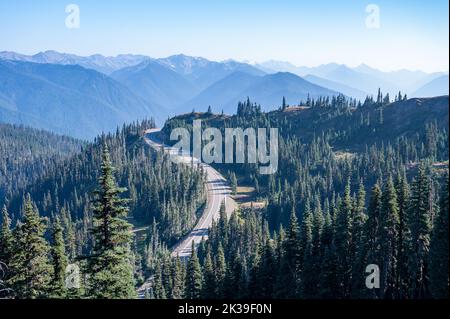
[
  {"left": 86, "top": 144, "right": 136, "bottom": 299},
  {"left": 7, "top": 196, "right": 52, "bottom": 299},
  {"left": 50, "top": 216, "right": 68, "bottom": 298},
  {"left": 429, "top": 177, "right": 449, "bottom": 299},
  {"left": 185, "top": 241, "right": 202, "bottom": 299}
]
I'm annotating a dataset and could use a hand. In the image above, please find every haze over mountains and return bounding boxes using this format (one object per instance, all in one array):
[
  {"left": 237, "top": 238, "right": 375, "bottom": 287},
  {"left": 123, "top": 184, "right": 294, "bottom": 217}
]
[
  {"left": 0, "top": 60, "right": 157, "bottom": 139},
  {"left": 0, "top": 50, "right": 448, "bottom": 139}
]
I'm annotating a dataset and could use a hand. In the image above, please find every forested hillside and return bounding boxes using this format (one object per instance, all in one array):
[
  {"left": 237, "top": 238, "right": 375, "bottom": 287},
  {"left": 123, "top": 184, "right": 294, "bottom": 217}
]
[
  {"left": 0, "top": 119, "right": 207, "bottom": 297},
  {"left": 0, "top": 91, "right": 448, "bottom": 299},
  {"left": 0, "top": 123, "right": 83, "bottom": 203},
  {"left": 151, "top": 93, "right": 449, "bottom": 299}
]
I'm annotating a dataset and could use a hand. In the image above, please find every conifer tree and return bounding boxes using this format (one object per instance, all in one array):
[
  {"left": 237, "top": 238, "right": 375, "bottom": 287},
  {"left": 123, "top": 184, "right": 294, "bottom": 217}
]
[
  {"left": 379, "top": 176, "right": 400, "bottom": 298},
  {"left": 8, "top": 196, "right": 52, "bottom": 299},
  {"left": 319, "top": 206, "right": 339, "bottom": 298},
  {"left": 429, "top": 178, "right": 449, "bottom": 299},
  {"left": 282, "top": 96, "right": 287, "bottom": 111},
  {"left": 225, "top": 250, "right": 245, "bottom": 298},
  {"left": 171, "top": 257, "right": 184, "bottom": 299},
  {"left": 334, "top": 181, "right": 353, "bottom": 298},
  {"left": 230, "top": 172, "right": 238, "bottom": 195},
  {"left": 408, "top": 164, "right": 432, "bottom": 298},
  {"left": 153, "top": 261, "right": 166, "bottom": 299},
  {"left": 299, "top": 200, "right": 314, "bottom": 297},
  {"left": 282, "top": 207, "right": 301, "bottom": 298},
  {"left": 185, "top": 241, "right": 202, "bottom": 299},
  {"left": 351, "top": 182, "right": 368, "bottom": 297},
  {"left": 395, "top": 170, "right": 410, "bottom": 298},
  {"left": 86, "top": 144, "right": 136, "bottom": 299},
  {"left": 202, "top": 249, "right": 216, "bottom": 298},
  {"left": 215, "top": 243, "right": 227, "bottom": 298},
  {"left": 50, "top": 216, "right": 68, "bottom": 298},
  {"left": 362, "top": 183, "right": 382, "bottom": 298},
  {"left": 0, "top": 205, "right": 13, "bottom": 270}
]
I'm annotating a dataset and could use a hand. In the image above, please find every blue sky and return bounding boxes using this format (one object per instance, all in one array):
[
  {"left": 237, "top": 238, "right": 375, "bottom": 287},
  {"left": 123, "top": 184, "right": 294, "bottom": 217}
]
[{"left": 0, "top": 0, "right": 448, "bottom": 72}]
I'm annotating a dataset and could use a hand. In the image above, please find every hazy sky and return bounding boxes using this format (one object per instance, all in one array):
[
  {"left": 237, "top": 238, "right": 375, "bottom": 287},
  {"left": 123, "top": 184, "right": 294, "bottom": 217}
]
[{"left": 0, "top": 0, "right": 448, "bottom": 72}]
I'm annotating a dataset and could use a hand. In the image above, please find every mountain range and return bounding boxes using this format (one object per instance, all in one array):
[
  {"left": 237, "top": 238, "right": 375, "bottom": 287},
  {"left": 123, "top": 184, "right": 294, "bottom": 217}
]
[
  {"left": 0, "top": 60, "right": 157, "bottom": 139},
  {"left": 0, "top": 50, "right": 448, "bottom": 139},
  {"left": 256, "top": 60, "right": 449, "bottom": 98}
]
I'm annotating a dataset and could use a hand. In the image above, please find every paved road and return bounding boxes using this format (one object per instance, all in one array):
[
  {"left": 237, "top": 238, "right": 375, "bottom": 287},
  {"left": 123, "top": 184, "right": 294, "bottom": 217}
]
[{"left": 138, "top": 128, "right": 236, "bottom": 296}]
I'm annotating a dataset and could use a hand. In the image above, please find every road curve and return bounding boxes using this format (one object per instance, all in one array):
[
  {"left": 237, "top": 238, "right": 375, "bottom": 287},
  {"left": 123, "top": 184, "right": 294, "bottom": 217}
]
[
  {"left": 143, "top": 129, "right": 236, "bottom": 257},
  {"left": 138, "top": 128, "right": 236, "bottom": 295}
]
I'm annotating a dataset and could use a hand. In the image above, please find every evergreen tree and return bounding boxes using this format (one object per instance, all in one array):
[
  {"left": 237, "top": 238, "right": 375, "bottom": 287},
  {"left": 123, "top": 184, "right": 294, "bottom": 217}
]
[
  {"left": 395, "top": 170, "right": 410, "bottom": 298},
  {"left": 256, "top": 242, "right": 275, "bottom": 298},
  {"left": 319, "top": 207, "right": 339, "bottom": 298},
  {"left": 185, "top": 241, "right": 202, "bottom": 299},
  {"left": 408, "top": 164, "right": 432, "bottom": 298},
  {"left": 215, "top": 243, "right": 226, "bottom": 298},
  {"left": 0, "top": 205, "right": 13, "bottom": 270},
  {"left": 429, "top": 178, "right": 449, "bottom": 299},
  {"left": 363, "top": 183, "right": 383, "bottom": 298},
  {"left": 282, "top": 207, "right": 301, "bottom": 298},
  {"left": 153, "top": 261, "right": 166, "bottom": 299},
  {"left": 202, "top": 249, "right": 216, "bottom": 298},
  {"left": 225, "top": 250, "right": 245, "bottom": 298},
  {"left": 282, "top": 96, "right": 287, "bottom": 111},
  {"left": 379, "top": 176, "right": 400, "bottom": 298},
  {"left": 50, "top": 217, "right": 68, "bottom": 298},
  {"left": 334, "top": 181, "right": 353, "bottom": 298},
  {"left": 299, "top": 200, "right": 314, "bottom": 298},
  {"left": 351, "top": 182, "right": 368, "bottom": 297},
  {"left": 86, "top": 144, "right": 136, "bottom": 299},
  {"left": 7, "top": 196, "right": 52, "bottom": 299},
  {"left": 230, "top": 172, "right": 238, "bottom": 195},
  {"left": 171, "top": 257, "right": 184, "bottom": 299}
]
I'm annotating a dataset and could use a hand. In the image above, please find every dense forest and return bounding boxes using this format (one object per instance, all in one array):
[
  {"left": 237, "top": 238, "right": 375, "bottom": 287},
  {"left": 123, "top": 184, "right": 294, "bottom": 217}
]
[
  {"left": 0, "top": 119, "right": 207, "bottom": 297},
  {"left": 0, "top": 123, "right": 83, "bottom": 202},
  {"left": 0, "top": 92, "right": 448, "bottom": 299},
  {"left": 152, "top": 93, "right": 449, "bottom": 299}
]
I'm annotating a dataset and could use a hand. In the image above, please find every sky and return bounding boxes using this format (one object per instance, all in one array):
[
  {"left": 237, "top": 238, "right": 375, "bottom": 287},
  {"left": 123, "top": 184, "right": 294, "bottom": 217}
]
[{"left": 0, "top": 0, "right": 448, "bottom": 73}]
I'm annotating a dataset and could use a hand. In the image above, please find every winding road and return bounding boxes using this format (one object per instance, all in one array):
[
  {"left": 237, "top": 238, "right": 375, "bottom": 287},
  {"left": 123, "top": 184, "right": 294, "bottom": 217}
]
[{"left": 137, "top": 128, "right": 236, "bottom": 295}]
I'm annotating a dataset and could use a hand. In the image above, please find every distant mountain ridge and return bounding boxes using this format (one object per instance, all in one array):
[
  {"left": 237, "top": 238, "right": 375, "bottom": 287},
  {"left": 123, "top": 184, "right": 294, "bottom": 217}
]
[
  {"left": 412, "top": 75, "right": 449, "bottom": 97},
  {"left": 256, "top": 60, "right": 448, "bottom": 97},
  {"left": 0, "top": 60, "right": 157, "bottom": 139},
  {"left": 0, "top": 50, "right": 150, "bottom": 74},
  {"left": 1, "top": 51, "right": 448, "bottom": 139}
]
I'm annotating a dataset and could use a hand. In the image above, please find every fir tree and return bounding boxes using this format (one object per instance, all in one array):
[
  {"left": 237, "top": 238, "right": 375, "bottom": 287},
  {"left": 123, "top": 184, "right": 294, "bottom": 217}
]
[
  {"left": 7, "top": 196, "right": 52, "bottom": 299},
  {"left": 282, "top": 207, "right": 301, "bottom": 298},
  {"left": 299, "top": 200, "right": 314, "bottom": 298},
  {"left": 351, "top": 182, "right": 368, "bottom": 297},
  {"left": 153, "top": 261, "right": 166, "bottom": 299},
  {"left": 185, "top": 241, "right": 202, "bottom": 299},
  {"left": 0, "top": 205, "right": 13, "bottom": 270},
  {"left": 171, "top": 257, "right": 184, "bottom": 299},
  {"left": 395, "top": 170, "right": 410, "bottom": 298},
  {"left": 429, "top": 177, "right": 449, "bottom": 299},
  {"left": 202, "top": 249, "right": 216, "bottom": 298},
  {"left": 50, "top": 216, "right": 68, "bottom": 298},
  {"left": 86, "top": 144, "right": 136, "bottom": 299},
  {"left": 408, "top": 164, "right": 432, "bottom": 298},
  {"left": 215, "top": 243, "right": 226, "bottom": 298},
  {"left": 379, "top": 176, "right": 400, "bottom": 298},
  {"left": 334, "top": 181, "right": 353, "bottom": 298},
  {"left": 363, "top": 183, "right": 383, "bottom": 298}
]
